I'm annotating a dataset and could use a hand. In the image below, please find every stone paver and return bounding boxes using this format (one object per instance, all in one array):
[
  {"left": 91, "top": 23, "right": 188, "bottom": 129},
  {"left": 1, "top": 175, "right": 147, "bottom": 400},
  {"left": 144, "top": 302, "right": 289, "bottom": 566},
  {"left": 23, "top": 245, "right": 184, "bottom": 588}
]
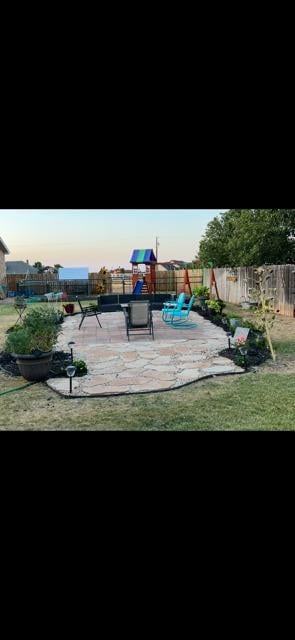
[{"left": 47, "top": 310, "right": 243, "bottom": 396}]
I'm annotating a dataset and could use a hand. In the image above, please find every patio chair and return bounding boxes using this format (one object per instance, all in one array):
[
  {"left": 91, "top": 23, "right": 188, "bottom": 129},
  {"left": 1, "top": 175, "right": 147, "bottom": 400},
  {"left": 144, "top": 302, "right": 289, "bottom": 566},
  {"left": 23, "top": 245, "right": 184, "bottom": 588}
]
[
  {"left": 123, "top": 301, "right": 154, "bottom": 341},
  {"left": 162, "top": 292, "right": 186, "bottom": 310},
  {"left": 163, "top": 295, "right": 195, "bottom": 324},
  {"left": 76, "top": 297, "right": 102, "bottom": 330},
  {"left": 162, "top": 292, "right": 187, "bottom": 321}
]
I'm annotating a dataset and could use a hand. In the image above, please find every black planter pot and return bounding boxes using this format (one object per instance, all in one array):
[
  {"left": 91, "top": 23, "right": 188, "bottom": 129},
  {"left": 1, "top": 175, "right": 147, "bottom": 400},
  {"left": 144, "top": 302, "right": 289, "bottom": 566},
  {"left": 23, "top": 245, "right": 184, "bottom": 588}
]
[{"left": 14, "top": 351, "right": 53, "bottom": 381}]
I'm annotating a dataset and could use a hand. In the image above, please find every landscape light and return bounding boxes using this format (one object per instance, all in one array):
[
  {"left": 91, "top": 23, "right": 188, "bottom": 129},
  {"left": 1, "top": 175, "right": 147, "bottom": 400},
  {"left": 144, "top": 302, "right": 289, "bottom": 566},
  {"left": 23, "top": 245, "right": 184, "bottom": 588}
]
[
  {"left": 68, "top": 341, "right": 75, "bottom": 363},
  {"left": 66, "top": 365, "right": 76, "bottom": 394},
  {"left": 239, "top": 347, "right": 248, "bottom": 370}
]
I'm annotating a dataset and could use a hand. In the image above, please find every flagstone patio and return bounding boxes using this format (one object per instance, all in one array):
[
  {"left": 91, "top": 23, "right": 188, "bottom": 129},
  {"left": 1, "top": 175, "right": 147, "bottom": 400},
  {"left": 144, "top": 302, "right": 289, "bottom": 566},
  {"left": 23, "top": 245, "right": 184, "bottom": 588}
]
[{"left": 47, "top": 310, "right": 243, "bottom": 396}]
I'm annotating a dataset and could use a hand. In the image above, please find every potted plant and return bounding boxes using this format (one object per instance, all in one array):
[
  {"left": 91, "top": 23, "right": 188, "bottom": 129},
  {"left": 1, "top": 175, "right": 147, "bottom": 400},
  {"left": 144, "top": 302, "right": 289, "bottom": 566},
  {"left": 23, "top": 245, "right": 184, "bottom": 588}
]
[
  {"left": 4, "top": 306, "right": 62, "bottom": 381},
  {"left": 63, "top": 303, "right": 75, "bottom": 315},
  {"left": 193, "top": 286, "right": 210, "bottom": 307}
]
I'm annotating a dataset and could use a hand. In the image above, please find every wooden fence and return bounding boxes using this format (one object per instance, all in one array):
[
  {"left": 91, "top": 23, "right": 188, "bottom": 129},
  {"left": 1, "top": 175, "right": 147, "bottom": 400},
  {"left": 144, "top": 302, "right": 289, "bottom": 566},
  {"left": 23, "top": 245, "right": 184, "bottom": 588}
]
[
  {"left": 155, "top": 269, "right": 203, "bottom": 294},
  {"left": 203, "top": 265, "right": 295, "bottom": 318}
]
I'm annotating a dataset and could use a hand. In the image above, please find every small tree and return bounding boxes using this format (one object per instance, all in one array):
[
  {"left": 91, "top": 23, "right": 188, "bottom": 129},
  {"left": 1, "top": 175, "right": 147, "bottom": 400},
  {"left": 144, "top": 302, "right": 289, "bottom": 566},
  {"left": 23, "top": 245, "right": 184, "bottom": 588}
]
[
  {"left": 33, "top": 261, "right": 45, "bottom": 273},
  {"left": 248, "top": 267, "right": 277, "bottom": 361}
]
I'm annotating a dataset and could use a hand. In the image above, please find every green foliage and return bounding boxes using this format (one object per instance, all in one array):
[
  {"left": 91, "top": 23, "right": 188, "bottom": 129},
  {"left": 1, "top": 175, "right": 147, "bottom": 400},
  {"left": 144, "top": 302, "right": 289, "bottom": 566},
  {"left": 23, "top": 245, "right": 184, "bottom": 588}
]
[
  {"left": 73, "top": 359, "right": 88, "bottom": 376},
  {"left": 233, "top": 353, "right": 246, "bottom": 367},
  {"left": 193, "top": 286, "right": 210, "bottom": 298},
  {"left": 4, "top": 306, "right": 62, "bottom": 355},
  {"left": 5, "top": 329, "right": 28, "bottom": 354},
  {"left": 247, "top": 267, "right": 277, "bottom": 361},
  {"left": 198, "top": 209, "right": 295, "bottom": 267},
  {"left": 23, "top": 306, "right": 63, "bottom": 332},
  {"left": 6, "top": 324, "right": 24, "bottom": 334},
  {"left": 238, "top": 318, "right": 262, "bottom": 333},
  {"left": 205, "top": 298, "right": 226, "bottom": 314}
]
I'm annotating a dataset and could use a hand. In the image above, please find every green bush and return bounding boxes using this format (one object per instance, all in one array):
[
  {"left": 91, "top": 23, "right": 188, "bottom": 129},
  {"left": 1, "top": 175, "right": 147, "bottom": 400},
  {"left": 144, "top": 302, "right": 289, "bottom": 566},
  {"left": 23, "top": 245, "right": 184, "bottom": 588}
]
[
  {"left": 6, "top": 324, "right": 24, "bottom": 334},
  {"left": 23, "top": 306, "right": 63, "bottom": 333},
  {"left": 4, "top": 306, "right": 63, "bottom": 355},
  {"left": 73, "top": 359, "right": 88, "bottom": 376},
  {"left": 205, "top": 299, "right": 226, "bottom": 314},
  {"left": 193, "top": 286, "right": 210, "bottom": 298},
  {"left": 239, "top": 318, "right": 264, "bottom": 334}
]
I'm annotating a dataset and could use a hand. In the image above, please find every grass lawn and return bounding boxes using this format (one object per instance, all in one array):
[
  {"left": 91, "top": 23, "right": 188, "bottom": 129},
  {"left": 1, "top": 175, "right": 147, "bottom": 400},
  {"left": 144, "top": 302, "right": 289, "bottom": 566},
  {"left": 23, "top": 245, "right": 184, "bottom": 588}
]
[{"left": 1, "top": 300, "right": 294, "bottom": 430}]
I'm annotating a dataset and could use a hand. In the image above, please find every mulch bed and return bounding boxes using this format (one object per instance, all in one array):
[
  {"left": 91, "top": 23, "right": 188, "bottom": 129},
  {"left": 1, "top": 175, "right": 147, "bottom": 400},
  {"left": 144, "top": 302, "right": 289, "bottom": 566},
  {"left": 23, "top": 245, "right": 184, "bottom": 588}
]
[
  {"left": 194, "top": 305, "right": 271, "bottom": 369},
  {"left": 219, "top": 347, "right": 270, "bottom": 369},
  {"left": 0, "top": 351, "right": 72, "bottom": 378}
]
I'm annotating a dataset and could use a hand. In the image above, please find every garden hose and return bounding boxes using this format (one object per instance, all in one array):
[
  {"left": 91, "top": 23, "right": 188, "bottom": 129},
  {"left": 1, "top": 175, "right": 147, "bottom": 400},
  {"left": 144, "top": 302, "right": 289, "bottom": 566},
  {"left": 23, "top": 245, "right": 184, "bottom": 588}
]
[{"left": 0, "top": 381, "right": 37, "bottom": 397}]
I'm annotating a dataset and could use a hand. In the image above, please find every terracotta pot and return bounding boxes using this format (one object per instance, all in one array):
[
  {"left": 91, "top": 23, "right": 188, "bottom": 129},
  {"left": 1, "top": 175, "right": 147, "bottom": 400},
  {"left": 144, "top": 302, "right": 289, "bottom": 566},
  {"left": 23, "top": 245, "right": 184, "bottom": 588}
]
[
  {"left": 15, "top": 352, "right": 53, "bottom": 381},
  {"left": 63, "top": 303, "right": 75, "bottom": 315}
]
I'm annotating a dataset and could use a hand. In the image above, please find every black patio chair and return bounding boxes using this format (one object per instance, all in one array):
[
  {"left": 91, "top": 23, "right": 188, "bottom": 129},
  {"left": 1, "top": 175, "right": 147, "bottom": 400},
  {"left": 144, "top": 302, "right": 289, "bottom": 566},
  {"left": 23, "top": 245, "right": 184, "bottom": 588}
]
[
  {"left": 123, "top": 301, "right": 154, "bottom": 341},
  {"left": 76, "top": 297, "right": 102, "bottom": 330}
]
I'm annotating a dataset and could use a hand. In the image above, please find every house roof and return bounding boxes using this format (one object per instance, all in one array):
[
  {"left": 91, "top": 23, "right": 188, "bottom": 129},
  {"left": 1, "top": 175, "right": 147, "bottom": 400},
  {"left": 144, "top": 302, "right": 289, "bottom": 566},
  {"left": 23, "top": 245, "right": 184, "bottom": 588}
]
[
  {"left": 130, "top": 249, "right": 157, "bottom": 264},
  {"left": 6, "top": 261, "right": 38, "bottom": 275},
  {"left": 0, "top": 237, "right": 9, "bottom": 255}
]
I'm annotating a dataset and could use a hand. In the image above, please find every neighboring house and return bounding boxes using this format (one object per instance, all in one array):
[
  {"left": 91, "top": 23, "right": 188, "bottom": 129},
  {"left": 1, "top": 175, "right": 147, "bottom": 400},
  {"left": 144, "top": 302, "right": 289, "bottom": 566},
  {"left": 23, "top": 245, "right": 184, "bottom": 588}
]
[
  {"left": 0, "top": 236, "right": 10, "bottom": 289},
  {"left": 5, "top": 260, "right": 38, "bottom": 276}
]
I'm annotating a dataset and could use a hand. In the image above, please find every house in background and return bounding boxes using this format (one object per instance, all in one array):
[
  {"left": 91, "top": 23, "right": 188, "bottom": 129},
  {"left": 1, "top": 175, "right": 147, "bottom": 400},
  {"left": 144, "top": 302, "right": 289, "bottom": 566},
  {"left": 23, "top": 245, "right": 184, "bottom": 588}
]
[
  {"left": 0, "top": 237, "right": 10, "bottom": 297},
  {"left": 6, "top": 260, "right": 38, "bottom": 276}
]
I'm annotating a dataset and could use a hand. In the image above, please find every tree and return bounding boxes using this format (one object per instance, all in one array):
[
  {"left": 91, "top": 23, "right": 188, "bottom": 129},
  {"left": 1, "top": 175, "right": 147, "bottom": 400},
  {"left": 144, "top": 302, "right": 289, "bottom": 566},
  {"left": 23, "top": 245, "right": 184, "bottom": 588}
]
[
  {"left": 198, "top": 209, "right": 295, "bottom": 267},
  {"left": 33, "top": 261, "right": 45, "bottom": 273},
  {"left": 33, "top": 262, "right": 63, "bottom": 273},
  {"left": 248, "top": 267, "right": 277, "bottom": 361}
]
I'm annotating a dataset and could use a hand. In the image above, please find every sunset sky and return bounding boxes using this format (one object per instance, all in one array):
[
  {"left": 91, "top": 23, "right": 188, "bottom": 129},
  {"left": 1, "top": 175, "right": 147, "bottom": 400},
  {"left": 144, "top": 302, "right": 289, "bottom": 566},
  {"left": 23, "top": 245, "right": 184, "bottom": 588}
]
[{"left": 0, "top": 210, "right": 225, "bottom": 271}]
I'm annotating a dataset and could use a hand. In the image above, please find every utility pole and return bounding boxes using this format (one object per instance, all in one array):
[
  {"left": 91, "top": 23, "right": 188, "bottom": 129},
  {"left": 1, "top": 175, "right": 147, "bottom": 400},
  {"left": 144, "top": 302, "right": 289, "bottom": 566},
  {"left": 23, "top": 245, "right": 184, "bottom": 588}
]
[{"left": 156, "top": 236, "right": 160, "bottom": 261}]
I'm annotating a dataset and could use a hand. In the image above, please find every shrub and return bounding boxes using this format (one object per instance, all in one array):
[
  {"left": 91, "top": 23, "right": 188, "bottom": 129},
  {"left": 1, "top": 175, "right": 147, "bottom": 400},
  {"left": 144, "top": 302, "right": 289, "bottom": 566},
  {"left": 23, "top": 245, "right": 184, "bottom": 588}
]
[
  {"left": 23, "top": 306, "right": 63, "bottom": 333},
  {"left": 193, "top": 286, "right": 210, "bottom": 299},
  {"left": 205, "top": 299, "right": 226, "bottom": 314},
  {"left": 5, "top": 306, "right": 62, "bottom": 355},
  {"left": 239, "top": 319, "right": 263, "bottom": 334},
  {"left": 73, "top": 359, "right": 88, "bottom": 376},
  {"left": 6, "top": 324, "right": 24, "bottom": 334}
]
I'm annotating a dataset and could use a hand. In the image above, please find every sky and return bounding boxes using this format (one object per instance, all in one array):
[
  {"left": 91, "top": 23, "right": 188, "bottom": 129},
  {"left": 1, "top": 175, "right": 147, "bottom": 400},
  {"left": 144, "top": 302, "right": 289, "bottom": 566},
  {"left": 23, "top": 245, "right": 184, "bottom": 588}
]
[{"left": 0, "top": 210, "right": 225, "bottom": 271}]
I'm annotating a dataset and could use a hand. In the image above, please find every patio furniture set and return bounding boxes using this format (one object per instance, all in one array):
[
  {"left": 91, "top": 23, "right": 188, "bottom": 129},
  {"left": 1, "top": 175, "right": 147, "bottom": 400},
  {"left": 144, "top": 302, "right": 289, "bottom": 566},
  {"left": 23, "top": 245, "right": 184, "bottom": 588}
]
[{"left": 76, "top": 292, "right": 196, "bottom": 341}]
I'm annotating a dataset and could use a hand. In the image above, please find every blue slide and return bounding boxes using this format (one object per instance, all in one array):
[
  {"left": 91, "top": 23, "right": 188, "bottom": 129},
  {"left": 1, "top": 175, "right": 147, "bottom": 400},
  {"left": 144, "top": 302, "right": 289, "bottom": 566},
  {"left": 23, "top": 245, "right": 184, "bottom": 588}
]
[{"left": 133, "top": 281, "right": 144, "bottom": 294}]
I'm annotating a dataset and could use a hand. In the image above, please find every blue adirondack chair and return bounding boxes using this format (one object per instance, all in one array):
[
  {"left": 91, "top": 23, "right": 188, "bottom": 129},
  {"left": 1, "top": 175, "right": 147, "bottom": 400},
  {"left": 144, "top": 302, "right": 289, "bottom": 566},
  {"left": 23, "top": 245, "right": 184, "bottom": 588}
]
[
  {"left": 162, "top": 292, "right": 186, "bottom": 320},
  {"left": 162, "top": 292, "right": 186, "bottom": 312},
  {"left": 164, "top": 295, "right": 195, "bottom": 324}
]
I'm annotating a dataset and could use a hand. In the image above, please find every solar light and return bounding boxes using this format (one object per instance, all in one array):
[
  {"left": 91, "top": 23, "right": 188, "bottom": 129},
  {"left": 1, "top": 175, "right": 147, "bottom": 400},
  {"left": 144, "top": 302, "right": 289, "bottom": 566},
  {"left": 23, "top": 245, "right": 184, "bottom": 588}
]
[
  {"left": 68, "top": 341, "right": 75, "bottom": 363},
  {"left": 66, "top": 365, "right": 76, "bottom": 394},
  {"left": 226, "top": 331, "right": 232, "bottom": 350},
  {"left": 239, "top": 347, "right": 248, "bottom": 370}
]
